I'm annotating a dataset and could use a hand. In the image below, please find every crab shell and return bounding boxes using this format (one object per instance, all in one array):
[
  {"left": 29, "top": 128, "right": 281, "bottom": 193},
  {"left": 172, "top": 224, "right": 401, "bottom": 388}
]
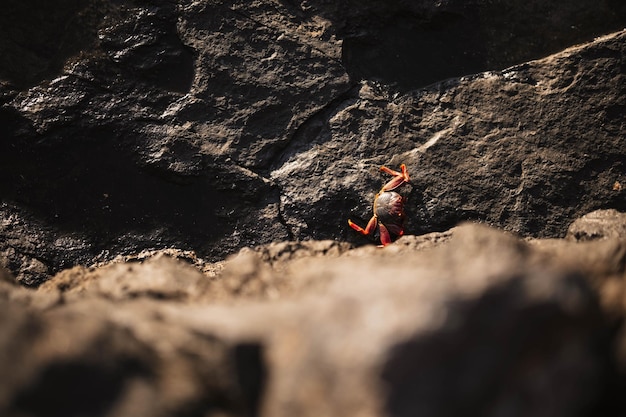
[{"left": 374, "top": 190, "right": 406, "bottom": 236}]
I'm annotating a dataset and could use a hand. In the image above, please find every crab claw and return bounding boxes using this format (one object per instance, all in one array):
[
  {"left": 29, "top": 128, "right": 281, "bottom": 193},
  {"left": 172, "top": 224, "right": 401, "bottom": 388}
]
[{"left": 380, "top": 164, "right": 410, "bottom": 191}]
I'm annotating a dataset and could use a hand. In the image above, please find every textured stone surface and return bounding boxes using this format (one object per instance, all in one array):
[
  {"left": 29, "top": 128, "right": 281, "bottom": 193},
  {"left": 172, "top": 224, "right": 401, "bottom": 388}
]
[
  {"left": 276, "top": 30, "right": 626, "bottom": 246},
  {"left": 0, "top": 2, "right": 626, "bottom": 414},
  {"left": 1, "top": 220, "right": 625, "bottom": 416},
  {"left": 0, "top": 288, "right": 265, "bottom": 417},
  {"left": 567, "top": 209, "right": 626, "bottom": 241},
  {"left": 0, "top": 0, "right": 625, "bottom": 284}
]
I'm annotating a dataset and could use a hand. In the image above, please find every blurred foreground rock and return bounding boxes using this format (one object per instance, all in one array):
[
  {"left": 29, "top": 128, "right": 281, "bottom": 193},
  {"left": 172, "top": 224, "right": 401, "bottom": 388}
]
[{"left": 1, "top": 211, "right": 625, "bottom": 417}]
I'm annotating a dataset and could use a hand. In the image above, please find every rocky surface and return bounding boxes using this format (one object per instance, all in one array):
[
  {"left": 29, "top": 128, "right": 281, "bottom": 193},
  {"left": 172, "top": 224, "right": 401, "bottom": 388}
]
[
  {"left": 0, "top": 0, "right": 625, "bottom": 284},
  {"left": 1, "top": 1, "right": 626, "bottom": 416},
  {"left": 1, "top": 216, "right": 626, "bottom": 417}
]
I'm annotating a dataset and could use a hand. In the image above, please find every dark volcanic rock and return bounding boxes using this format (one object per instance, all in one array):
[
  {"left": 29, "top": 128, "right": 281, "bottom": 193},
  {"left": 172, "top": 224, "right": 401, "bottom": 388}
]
[
  {"left": 276, "top": 30, "right": 626, "bottom": 246},
  {"left": 0, "top": 0, "right": 351, "bottom": 283},
  {"left": 0, "top": 2, "right": 625, "bottom": 282},
  {"left": 321, "top": 0, "right": 626, "bottom": 92}
]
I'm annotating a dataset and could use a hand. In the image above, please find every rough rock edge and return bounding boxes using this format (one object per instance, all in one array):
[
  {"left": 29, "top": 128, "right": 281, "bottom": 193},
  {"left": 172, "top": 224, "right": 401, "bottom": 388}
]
[
  {"left": 33, "top": 209, "right": 626, "bottom": 307},
  {"left": 1, "top": 210, "right": 625, "bottom": 416}
]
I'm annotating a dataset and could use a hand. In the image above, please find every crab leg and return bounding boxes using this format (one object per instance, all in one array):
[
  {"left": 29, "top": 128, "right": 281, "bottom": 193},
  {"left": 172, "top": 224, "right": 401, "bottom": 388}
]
[
  {"left": 378, "top": 223, "right": 392, "bottom": 246},
  {"left": 380, "top": 164, "right": 410, "bottom": 191},
  {"left": 348, "top": 216, "right": 377, "bottom": 236}
]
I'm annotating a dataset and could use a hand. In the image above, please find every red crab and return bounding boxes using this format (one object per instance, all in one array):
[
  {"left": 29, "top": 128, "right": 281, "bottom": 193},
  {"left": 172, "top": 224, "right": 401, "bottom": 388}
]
[{"left": 348, "top": 164, "right": 410, "bottom": 246}]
